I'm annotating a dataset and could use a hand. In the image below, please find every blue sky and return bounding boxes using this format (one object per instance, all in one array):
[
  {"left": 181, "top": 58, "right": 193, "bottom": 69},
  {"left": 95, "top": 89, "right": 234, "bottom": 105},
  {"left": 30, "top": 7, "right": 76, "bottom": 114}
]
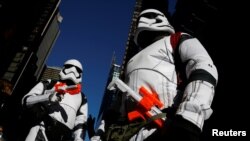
[
  {"left": 47, "top": 0, "right": 135, "bottom": 123},
  {"left": 47, "top": 0, "right": 176, "bottom": 139}
]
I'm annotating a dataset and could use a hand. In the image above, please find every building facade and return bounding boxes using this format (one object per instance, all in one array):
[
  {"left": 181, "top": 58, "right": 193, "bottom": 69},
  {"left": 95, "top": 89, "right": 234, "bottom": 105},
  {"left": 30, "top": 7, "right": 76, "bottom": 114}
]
[
  {"left": 40, "top": 66, "right": 62, "bottom": 81},
  {"left": 0, "top": 0, "right": 62, "bottom": 140}
]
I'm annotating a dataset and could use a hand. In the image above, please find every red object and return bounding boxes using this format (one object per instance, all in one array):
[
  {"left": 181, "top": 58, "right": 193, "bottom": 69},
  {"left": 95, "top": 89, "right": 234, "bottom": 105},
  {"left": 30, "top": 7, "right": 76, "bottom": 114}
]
[
  {"left": 128, "top": 86, "right": 164, "bottom": 128},
  {"left": 55, "top": 82, "right": 81, "bottom": 95}
]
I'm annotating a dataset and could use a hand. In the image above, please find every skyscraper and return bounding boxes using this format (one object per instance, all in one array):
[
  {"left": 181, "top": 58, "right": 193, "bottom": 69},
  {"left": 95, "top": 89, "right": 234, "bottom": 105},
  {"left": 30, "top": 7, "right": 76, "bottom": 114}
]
[
  {"left": 95, "top": 55, "right": 122, "bottom": 129},
  {"left": 0, "top": 0, "right": 62, "bottom": 140},
  {"left": 0, "top": 0, "right": 62, "bottom": 97}
]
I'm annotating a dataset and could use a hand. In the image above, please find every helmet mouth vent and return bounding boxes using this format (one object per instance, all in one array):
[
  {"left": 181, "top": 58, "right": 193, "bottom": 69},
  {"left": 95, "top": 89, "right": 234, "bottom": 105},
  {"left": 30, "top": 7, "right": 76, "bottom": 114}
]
[
  {"left": 137, "top": 31, "right": 169, "bottom": 48},
  {"left": 138, "top": 12, "right": 163, "bottom": 19}
]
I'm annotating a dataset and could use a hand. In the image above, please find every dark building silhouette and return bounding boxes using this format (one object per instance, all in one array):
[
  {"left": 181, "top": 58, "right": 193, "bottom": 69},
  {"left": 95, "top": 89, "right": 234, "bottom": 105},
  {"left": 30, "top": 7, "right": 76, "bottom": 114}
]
[
  {"left": 95, "top": 55, "right": 122, "bottom": 130},
  {"left": 0, "top": 0, "right": 62, "bottom": 140}
]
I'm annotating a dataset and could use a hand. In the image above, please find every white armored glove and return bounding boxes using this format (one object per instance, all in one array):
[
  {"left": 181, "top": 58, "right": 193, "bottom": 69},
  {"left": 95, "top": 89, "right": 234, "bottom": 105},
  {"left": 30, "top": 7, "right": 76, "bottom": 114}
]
[
  {"left": 24, "top": 90, "right": 63, "bottom": 107},
  {"left": 49, "top": 92, "right": 63, "bottom": 103}
]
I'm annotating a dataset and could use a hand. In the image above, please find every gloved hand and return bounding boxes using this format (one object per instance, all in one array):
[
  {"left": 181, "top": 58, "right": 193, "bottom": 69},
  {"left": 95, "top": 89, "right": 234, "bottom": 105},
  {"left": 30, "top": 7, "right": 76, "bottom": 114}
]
[{"left": 49, "top": 92, "right": 63, "bottom": 103}]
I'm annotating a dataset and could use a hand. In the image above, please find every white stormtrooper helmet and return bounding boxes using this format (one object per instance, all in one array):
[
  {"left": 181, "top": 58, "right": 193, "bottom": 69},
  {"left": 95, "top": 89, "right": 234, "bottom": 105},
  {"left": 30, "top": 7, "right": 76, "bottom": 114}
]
[
  {"left": 134, "top": 9, "right": 175, "bottom": 46},
  {"left": 59, "top": 59, "right": 83, "bottom": 84}
]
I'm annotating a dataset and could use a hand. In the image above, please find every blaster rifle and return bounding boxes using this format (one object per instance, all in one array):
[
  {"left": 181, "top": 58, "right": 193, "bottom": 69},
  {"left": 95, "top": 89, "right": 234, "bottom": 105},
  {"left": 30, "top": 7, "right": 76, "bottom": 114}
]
[
  {"left": 55, "top": 83, "right": 81, "bottom": 94},
  {"left": 108, "top": 78, "right": 166, "bottom": 128},
  {"left": 44, "top": 82, "right": 81, "bottom": 96}
]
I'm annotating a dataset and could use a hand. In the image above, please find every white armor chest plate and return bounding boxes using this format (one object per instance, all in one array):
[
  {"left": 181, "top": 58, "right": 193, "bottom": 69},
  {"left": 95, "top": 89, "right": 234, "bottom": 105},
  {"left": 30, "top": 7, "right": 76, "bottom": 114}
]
[
  {"left": 126, "top": 36, "right": 177, "bottom": 108},
  {"left": 49, "top": 91, "right": 82, "bottom": 129}
]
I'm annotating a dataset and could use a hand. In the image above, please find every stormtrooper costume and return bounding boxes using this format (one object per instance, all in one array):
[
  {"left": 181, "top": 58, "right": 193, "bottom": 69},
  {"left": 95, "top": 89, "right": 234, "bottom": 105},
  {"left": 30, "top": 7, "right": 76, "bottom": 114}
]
[
  {"left": 124, "top": 9, "right": 218, "bottom": 141},
  {"left": 22, "top": 59, "right": 88, "bottom": 141}
]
